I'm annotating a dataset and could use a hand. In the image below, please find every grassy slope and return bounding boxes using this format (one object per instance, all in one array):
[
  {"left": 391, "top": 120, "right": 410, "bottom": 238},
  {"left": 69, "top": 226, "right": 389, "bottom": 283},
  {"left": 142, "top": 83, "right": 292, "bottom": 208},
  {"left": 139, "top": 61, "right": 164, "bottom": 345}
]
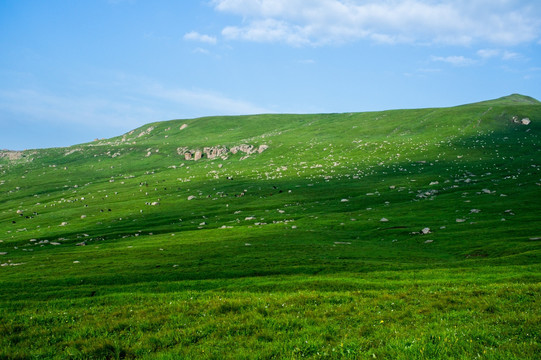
[{"left": 0, "top": 95, "right": 540, "bottom": 359}]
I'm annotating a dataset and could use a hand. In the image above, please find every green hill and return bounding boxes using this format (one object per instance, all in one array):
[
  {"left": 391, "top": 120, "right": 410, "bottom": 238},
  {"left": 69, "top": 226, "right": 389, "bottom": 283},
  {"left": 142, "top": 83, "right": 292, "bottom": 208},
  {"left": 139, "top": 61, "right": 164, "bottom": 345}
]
[
  {"left": 473, "top": 93, "right": 541, "bottom": 106},
  {"left": 0, "top": 95, "right": 540, "bottom": 359}
]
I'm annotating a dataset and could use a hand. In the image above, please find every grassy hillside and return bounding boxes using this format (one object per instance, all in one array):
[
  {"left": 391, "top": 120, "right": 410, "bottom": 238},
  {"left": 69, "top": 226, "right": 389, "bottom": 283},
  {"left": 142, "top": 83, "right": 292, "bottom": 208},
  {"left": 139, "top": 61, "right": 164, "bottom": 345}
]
[{"left": 0, "top": 94, "right": 540, "bottom": 359}]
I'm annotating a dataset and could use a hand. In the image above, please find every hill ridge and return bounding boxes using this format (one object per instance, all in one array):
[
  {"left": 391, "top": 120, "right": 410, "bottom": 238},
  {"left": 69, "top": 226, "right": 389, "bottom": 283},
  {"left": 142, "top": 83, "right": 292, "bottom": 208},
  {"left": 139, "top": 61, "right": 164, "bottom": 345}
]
[{"left": 470, "top": 93, "right": 540, "bottom": 106}]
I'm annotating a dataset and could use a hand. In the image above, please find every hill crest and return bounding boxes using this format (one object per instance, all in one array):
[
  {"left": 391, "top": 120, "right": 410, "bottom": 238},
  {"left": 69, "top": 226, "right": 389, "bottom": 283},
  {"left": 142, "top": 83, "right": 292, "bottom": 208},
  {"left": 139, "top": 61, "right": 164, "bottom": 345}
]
[{"left": 471, "top": 93, "right": 540, "bottom": 106}]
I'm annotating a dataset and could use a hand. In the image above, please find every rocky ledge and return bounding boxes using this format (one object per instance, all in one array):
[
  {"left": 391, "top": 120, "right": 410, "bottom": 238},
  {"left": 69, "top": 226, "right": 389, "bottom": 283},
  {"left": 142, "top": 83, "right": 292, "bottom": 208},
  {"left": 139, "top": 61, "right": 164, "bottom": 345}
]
[{"left": 177, "top": 144, "right": 269, "bottom": 161}]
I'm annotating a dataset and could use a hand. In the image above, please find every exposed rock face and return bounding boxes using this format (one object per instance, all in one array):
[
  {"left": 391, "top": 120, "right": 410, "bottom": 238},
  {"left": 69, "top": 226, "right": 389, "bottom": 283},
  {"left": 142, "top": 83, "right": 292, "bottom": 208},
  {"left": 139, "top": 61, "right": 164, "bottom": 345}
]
[
  {"left": 0, "top": 151, "right": 23, "bottom": 161},
  {"left": 203, "top": 146, "right": 228, "bottom": 159},
  {"left": 176, "top": 144, "right": 268, "bottom": 161},
  {"left": 231, "top": 144, "right": 255, "bottom": 155}
]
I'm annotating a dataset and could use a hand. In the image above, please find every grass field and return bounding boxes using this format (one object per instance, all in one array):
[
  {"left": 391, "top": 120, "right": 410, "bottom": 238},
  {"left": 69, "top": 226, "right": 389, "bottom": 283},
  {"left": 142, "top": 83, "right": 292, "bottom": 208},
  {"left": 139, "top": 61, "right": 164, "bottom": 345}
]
[{"left": 0, "top": 94, "right": 540, "bottom": 359}]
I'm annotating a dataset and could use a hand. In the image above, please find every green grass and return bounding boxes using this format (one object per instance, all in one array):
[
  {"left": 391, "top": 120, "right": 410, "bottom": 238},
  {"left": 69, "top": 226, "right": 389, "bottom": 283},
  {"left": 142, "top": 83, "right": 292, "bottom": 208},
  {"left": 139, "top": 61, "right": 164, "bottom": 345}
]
[{"left": 0, "top": 94, "right": 540, "bottom": 359}]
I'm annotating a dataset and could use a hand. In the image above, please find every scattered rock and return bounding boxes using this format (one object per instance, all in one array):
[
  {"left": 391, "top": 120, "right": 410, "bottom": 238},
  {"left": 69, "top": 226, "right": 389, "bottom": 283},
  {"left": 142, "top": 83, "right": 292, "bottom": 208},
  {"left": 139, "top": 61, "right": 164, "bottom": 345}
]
[
  {"left": 424, "top": 239, "right": 433, "bottom": 243},
  {"left": 137, "top": 126, "right": 154, "bottom": 138},
  {"left": 180, "top": 124, "right": 188, "bottom": 130},
  {"left": 421, "top": 227, "right": 431, "bottom": 234},
  {"left": 380, "top": 218, "right": 389, "bottom": 222},
  {"left": 187, "top": 195, "right": 196, "bottom": 200},
  {"left": 521, "top": 118, "right": 531, "bottom": 125}
]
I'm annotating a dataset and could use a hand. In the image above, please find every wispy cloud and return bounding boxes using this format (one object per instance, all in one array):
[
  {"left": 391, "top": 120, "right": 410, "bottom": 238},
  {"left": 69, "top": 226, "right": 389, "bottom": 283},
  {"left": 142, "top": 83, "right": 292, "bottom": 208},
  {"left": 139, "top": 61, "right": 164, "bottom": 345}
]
[
  {"left": 213, "top": 0, "right": 541, "bottom": 46},
  {"left": 193, "top": 47, "right": 210, "bottom": 55},
  {"left": 477, "top": 49, "right": 501, "bottom": 59},
  {"left": 431, "top": 55, "right": 477, "bottom": 66},
  {"left": 502, "top": 51, "right": 521, "bottom": 60},
  {"left": 0, "top": 76, "right": 270, "bottom": 133},
  {"left": 183, "top": 31, "right": 217, "bottom": 44},
  {"left": 140, "top": 82, "right": 270, "bottom": 115},
  {"left": 477, "top": 49, "right": 521, "bottom": 60},
  {"left": 0, "top": 89, "right": 158, "bottom": 130}
]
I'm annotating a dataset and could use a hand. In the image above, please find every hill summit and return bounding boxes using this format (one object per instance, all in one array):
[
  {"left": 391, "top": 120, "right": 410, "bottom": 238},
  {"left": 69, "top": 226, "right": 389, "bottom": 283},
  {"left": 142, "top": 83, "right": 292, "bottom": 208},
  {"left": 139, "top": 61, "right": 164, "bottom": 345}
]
[{"left": 473, "top": 93, "right": 540, "bottom": 106}]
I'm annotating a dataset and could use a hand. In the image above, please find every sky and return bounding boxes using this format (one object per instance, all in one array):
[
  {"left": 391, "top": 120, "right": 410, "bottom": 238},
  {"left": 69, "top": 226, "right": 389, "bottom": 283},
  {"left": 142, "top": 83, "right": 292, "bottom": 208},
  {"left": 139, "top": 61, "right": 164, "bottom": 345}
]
[{"left": 1, "top": 0, "right": 540, "bottom": 150}]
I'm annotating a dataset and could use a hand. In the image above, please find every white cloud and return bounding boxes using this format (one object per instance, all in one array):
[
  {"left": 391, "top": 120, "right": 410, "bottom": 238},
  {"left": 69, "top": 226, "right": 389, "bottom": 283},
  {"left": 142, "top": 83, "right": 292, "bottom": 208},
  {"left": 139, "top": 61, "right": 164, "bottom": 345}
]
[
  {"left": 222, "top": 19, "right": 310, "bottom": 46},
  {"left": 193, "top": 47, "right": 210, "bottom": 54},
  {"left": 477, "top": 49, "right": 501, "bottom": 59},
  {"left": 431, "top": 55, "right": 477, "bottom": 66},
  {"left": 477, "top": 49, "right": 521, "bottom": 60},
  {"left": 183, "top": 31, "right": 217, "bottom": 44},
  {"left": 213, "top": 0, "right": 541, "bottom": 46}
]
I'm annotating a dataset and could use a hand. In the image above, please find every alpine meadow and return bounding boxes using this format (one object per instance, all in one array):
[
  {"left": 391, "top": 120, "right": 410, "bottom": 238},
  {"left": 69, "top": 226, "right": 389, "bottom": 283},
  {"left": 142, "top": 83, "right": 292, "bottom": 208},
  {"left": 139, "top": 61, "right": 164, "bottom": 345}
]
[{"left": 0, "top": 94, "right": 540, "bottom": 359}]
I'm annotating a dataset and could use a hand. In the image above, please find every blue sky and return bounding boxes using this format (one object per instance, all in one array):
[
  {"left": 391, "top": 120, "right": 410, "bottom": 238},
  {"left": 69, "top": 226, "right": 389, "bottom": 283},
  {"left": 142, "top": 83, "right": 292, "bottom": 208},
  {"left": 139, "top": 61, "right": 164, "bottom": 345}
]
[{"left": 1, "top": 0, "right": 540, "bottom": 150}]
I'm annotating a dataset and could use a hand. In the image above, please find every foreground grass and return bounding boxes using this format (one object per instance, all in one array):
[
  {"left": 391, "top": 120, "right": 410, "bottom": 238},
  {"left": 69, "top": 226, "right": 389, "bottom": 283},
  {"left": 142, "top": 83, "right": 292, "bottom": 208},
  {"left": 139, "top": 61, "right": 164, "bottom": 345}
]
[{"left": 1, "top": 265, "right": 539, "bottom": 359}]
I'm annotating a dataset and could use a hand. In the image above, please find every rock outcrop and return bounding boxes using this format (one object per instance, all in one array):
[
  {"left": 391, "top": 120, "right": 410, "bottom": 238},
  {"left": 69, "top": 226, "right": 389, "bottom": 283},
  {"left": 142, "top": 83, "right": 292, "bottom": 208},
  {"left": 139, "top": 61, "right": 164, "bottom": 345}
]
[
  {"left": 177, "top": 144, "right": 268, "bottom": 161},
  {"left": 0, "top": 151, "right": 23, "bottom": 161}
]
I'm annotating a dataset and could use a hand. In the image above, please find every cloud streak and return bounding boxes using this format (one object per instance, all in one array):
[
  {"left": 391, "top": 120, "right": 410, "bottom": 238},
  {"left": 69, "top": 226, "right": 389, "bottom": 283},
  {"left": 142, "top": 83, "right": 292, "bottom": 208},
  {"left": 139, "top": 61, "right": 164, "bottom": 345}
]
[
  {"left": 0, "top": 77, "right": 270, "bottom": 134},
  {"left": 477, "top": 49, "right": 521, "bottom": 60},
  {"left": 213, "top": 0, "right": 541, "bottom": 46},
  {"left": 184, "top": 31, "right": 217, "bottom": 44},
  {"left": 431, "top": 55, "right": 477, "bottom": 66}
]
